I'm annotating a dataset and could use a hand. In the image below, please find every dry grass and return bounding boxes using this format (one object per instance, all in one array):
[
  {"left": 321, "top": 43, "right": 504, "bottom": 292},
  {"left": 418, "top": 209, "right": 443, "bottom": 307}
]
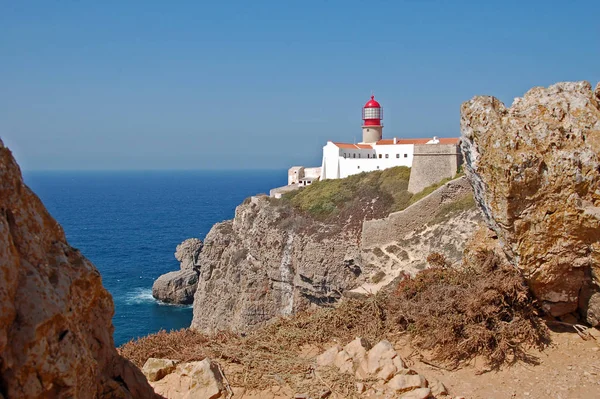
[
  {"left": 120, "top": 251, "right": 549, "bottom": 392},
  {"left": 119, "top": 297, "right": 388, "bottom": 395},
  {"left": 387, "top": 251, "right": 550, "bottom": 369}
]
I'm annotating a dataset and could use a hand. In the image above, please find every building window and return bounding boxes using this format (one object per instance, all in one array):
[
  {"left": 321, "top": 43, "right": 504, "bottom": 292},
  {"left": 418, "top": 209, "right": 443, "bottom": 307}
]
[
  {"left": 353, "top": 153, "right": 356, "bottom": 158},
  {"left": 404, "top": 154, "right": 408, "bottom": 158},
  {"left": 377, "top": 166, "right": 380, "bottom": 169},
  {"left": 396, "top": 154, "right": 399, "bottom": 158},
  {"left": 358, "top": 154, "right": 361, "bottom": 158},
  {"left": 343, "top": 153, "right": 346, "bottom": 159},
  {"left": 385, "top": 154, "right": 389, "bottom": 159},
  {"left": 357, "top": 166, "right": 360, "bottom": 169},
  {"left": 378, "top": 154, "right": 382, "bottom": 159}
]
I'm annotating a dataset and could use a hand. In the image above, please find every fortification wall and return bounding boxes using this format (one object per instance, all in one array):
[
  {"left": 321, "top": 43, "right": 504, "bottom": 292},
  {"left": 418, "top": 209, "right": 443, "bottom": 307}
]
[
  {"left": 361, "top": 176, "right": 473, "bottom": 249},
  {"left": 407, "top": 143, "right": 461, "bottom": 193}
]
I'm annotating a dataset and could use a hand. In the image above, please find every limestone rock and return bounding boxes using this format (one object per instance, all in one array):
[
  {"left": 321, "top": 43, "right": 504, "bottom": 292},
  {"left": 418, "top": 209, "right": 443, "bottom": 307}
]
[
  {"left": 460, "top": 81, "right": 600, "bottom": 321},
  {"left": 0, "top": 141, "right": 159, "bottom": 397},
  {"left": 191, "top": 196, "right": 363, "bottom": 334},
  {"left": 399, "top": 387, "right": 432, "bottom": 399},
  {"left": 315, "top": 338, "right": 433, "bottom": 398},
  {"left": 315, "top": 345, "right": 341, "bottom": 367},
  {"left": 175, "top": 238, "right": 203, "bottom": 270},
  {"left": 386, "top": 374, "right": 427, "bottom": 393},
  {"left": 153, "top": 238, "right": 203, "bottom": 304},
  {"left": 152, "top": 268, "right": 199, "bottom": 305},
  {"left": 142, "top": 358, "right": 178, "bottom": 382},
  {"left": 150, "top": 359, "right": 226, "bottom": 399},
  {"left": 427, "top": 377, "right": 448, "bottom": 396}
]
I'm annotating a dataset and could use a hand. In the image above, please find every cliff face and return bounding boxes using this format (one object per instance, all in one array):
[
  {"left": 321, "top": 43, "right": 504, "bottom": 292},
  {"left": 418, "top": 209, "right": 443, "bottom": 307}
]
[
  {"left": 0, "top": 140, "right": 158, "bottom": 398},
  {"left": 191, "top": 196, "right": 362, "bottom": 333},
  {"left": 460, "top": 81, "right": 600, "bottom": 323},
  {"left": 191, "top": 179, "right": 482, "bottom": 334}
]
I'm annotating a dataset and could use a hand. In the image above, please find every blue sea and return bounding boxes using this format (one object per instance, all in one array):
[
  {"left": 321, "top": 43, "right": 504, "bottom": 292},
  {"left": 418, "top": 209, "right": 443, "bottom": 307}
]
[{"left": 23, "top": 170, "right": 285, "bottom": 346}]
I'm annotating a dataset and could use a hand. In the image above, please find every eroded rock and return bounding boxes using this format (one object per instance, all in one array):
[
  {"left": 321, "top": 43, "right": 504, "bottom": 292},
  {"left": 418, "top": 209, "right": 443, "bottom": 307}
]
[
  {"left": 315, "top": 338, "right": 436, "bottom": 398},
  {"left": 152, "top": 238, "right": 203, "bottom": 304},
  {"left": 460, "top": 81, "right": 600, "bottom": 322},
  {"left": 142, "top": 358, "right": 178, "bottom": 382},
  {"left": 150, "top": 358, "right": 227, "bottom": 399},
  {"left": 0, "top": 140, "right": 159, "bottom": 397}
]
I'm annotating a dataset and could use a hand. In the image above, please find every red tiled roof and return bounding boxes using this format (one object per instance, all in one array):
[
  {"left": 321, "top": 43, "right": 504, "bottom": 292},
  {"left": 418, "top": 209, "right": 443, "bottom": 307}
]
[
  {"left": 331, "top": 138, "right": 460, "bottom": 148},
  {"left": 331, "top": 142, "right": 373, "bottom": 149},
  {"left": 377, "top": 137, "right": 460, "bottom": 145}
]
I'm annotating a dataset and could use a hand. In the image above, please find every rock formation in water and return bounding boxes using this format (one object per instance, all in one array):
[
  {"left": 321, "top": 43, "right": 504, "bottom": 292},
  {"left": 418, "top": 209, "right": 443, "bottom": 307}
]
[
  {"left": 0, "top": 139, "right": 159, "bottom": 398},
  {"left": 152, "top": 238, "right": 203, "bottom": 304},
  {"left": 460, "top": 81, "right": 600, "bottom": 323},
  {"left": 191, "top": 181, "right": 481, "bottom": 334}
]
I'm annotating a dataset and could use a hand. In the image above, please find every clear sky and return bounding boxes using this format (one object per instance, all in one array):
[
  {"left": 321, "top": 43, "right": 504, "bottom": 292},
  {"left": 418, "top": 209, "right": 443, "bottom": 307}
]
[{"left": 2, "top": 0, "right": 599, "bottom": 170}]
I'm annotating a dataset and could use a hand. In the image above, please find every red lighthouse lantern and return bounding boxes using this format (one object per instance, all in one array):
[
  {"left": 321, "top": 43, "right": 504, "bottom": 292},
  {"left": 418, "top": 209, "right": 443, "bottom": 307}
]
[
  {"left": 361, "top": 95, "right": 383, "bottom": 143},
  {"left": 362, "top": 95, "right": 383, "bottom": 126}
]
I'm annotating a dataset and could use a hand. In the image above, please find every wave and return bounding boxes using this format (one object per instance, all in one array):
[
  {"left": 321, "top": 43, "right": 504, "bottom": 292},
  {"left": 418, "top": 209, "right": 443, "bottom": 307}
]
[{"left": 122, "top": 287, "right": 193, "bottom": 308}]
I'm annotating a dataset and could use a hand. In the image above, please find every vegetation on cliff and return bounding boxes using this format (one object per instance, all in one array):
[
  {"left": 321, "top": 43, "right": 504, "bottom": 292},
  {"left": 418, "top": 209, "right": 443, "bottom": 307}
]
[{"left": 279, "top": 166, "right": 468, "bottom": 224}]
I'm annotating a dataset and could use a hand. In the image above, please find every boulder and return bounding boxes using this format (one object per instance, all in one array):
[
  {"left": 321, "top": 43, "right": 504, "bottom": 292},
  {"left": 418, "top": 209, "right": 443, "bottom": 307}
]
[
  {"left": 142, "top": 358, "right": 178, "bottom": 382},
  {"left": 153, "top": 238, "right": 203, "bottom": 304},
  {"left": 152, "top": 268, "right": 198, "bottom": 305},
  {"left": 150, "top": 358, "right": 227, "bottom": 399},
  {"left": 0, "top": 140, "right": 159, "bottom": 397},
  {"left": 315, "top": 338, "right": 437, "bottom": 398},
  {"left": 460, "top": 81, "right": 600, "bottom": 322}
]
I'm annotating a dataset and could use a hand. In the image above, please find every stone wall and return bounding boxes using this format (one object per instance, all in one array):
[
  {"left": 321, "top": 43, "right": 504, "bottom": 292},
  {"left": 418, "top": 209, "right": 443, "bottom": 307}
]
[
  {"left": 362, "top": 176, "right": 473, "bottom": 249},
  {"left": 407, "top": 143, "right": 461, "bottom": 193}
]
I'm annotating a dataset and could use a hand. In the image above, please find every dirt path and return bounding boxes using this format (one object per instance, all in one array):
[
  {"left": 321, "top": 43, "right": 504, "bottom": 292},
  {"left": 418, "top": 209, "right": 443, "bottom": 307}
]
[{"left": 396, "top": 327, "right": 600, "bottom": 399}]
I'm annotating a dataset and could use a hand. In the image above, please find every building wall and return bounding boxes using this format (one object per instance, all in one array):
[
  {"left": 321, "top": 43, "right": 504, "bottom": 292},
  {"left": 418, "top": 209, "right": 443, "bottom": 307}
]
[
  {"left": 362, "top": 177, "right": 472, "bottom": 249},
  {"left": 407, "top": 143, "right": 461, "bottom": 194},
  {"left": 304, "top": 167, "right": 322, "bottom": 179},
  {"left": 288, "top": 167, "right": 305, "bottom": 185},
  {"left": 321, "top": 142, "right": 414, "bottom": 179}
]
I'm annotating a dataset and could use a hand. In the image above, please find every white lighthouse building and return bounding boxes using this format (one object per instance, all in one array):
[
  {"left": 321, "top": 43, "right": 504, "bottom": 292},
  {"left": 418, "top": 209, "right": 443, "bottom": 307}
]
[
  {"left": 320, "top": 95, "right": 459, "bottom": 180},
  {"left": 270, "top": 95, "right": 460, "bottom": 198}
]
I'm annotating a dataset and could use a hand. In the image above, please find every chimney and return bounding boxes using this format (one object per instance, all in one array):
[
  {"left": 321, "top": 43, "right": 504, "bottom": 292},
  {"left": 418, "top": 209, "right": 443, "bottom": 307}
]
[{"left": 393, "top": 137, "right": 397, "bottom": 144}]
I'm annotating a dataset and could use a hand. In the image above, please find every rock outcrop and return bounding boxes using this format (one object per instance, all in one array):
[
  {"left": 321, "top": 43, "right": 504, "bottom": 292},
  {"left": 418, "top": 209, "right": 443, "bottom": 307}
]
[
  {"left": 191, "top": 196, "right": 363, "bottom": 333},
  {"left": 152, "top": 238, "right": 202, "bottom": 304},
  {"left": 0, "top": 139, "right": 159, "bottom": 398},
  {"left": 191, "top": 180, "right": 481, "bottom": 334},
  {"left": 144, "top": 358, "right": 227, "bottom": 399},
  {"left": 315, "top": 337, "right": 448, "bottom": 398},
  {"left": 460, "top": 81, "right": 600, "bottom": 322}
]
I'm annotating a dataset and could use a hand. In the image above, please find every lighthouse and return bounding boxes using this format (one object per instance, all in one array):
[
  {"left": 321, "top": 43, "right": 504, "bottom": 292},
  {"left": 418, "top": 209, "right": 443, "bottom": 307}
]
[{"left": 362, "top": 95, "right": 383, "bottom": 143}]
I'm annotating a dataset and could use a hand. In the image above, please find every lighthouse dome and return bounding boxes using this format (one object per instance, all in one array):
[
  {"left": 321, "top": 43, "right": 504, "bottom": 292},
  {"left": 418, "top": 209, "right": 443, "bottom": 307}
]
[{"left": 364, "top": 95, "right": 381, "bottom": 108}]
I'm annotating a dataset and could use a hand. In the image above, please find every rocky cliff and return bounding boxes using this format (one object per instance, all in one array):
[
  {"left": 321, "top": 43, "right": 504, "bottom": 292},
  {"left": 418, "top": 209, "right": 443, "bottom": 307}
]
[
  {"left": 152, "top": 238, "right": 203, "bottom": 304},
  {"left": 191, "top": 195, "right": 363, "bottom": 333},
  {"left": 460, "top": 81, "right": 600, "bottom": 323},
  {"left": 191, "top": 180, "right": 481, "bottom": 334},
  {"left": 0, "top": 139, "right": 159, "bottom": 398}
]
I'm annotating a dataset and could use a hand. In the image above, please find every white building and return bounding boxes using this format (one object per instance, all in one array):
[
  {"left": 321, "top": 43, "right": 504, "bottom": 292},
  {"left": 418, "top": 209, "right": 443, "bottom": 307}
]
[
  {"left": 320, "top": 95, "right": 459, "bottom": 180},
  {"left": 270, "top": 95, "right": 460, "bottom": 198}
]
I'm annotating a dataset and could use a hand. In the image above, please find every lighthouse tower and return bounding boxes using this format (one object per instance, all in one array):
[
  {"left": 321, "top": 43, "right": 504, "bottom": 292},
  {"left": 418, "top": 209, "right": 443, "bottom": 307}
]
[{"left": 361, "top": 95, "right": 383, "bottom": 143}]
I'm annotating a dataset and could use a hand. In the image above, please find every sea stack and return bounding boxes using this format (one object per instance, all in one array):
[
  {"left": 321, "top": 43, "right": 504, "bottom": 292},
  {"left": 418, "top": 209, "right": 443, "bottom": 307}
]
[{"left": 152, "top": 238, "right": 203, "bottom": 304}]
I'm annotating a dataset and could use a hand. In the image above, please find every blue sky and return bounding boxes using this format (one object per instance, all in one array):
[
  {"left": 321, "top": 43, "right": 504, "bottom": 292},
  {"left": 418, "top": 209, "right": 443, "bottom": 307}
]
[{"left": 2, "top": 0, "right": 599, "bottom": 170}]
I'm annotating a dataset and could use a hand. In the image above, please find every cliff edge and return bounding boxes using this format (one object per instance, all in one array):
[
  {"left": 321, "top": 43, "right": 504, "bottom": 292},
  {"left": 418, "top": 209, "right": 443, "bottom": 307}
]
[{"left": 0, "top": 139, "right": 159, "bottom": 398}]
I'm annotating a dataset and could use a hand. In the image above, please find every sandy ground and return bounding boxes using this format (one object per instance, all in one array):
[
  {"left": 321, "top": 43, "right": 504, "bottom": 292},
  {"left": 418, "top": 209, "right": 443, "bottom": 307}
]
[{"left": 398, "top": 326, "right": 600, "bottom": 399}]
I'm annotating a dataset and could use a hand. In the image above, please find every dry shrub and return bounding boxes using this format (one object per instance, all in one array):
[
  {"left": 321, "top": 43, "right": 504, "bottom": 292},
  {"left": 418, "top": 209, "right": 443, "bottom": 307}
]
[
  {"left": 387, "top": 250, "right": 549, "bottom": 369},
  {"left": 119, "top": 297, "right": 387, "bottom": 395}
]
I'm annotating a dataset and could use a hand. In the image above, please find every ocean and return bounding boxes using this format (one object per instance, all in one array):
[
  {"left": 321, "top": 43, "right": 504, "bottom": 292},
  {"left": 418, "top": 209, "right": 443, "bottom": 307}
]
[{"left": 23, "top": 170, "right": 286, "bottom": 346}]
